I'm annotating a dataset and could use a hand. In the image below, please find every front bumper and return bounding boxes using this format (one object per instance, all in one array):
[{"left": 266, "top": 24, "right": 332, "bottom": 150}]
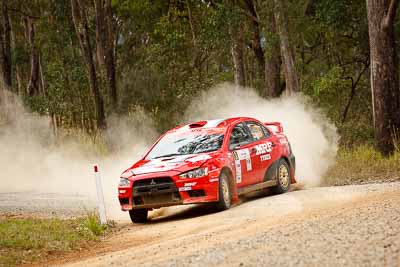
[{"left": 118, "top": 169, "right": 220, "bottom": 211}]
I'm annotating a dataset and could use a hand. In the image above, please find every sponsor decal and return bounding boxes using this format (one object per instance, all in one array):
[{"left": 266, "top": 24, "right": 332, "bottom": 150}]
[
  {"left": 209, "top": 178, "right": 219, "bottom": 183},
  {"left": 186, "top": 154, "right": 212, "bottom": 163},
  {"left": 260, "top": 154, "right": 271, "bottom": 161},
  {"left": 279, "top": 138, "right": 288, "bottom": 145},
  {"left": 184, "top": 182, "right": 197, "bottom": 187},
  {"left": 255, "top": 142, "right": 273, "bottom": 155},
  {"left": 236, "top": 149, "right": 252, "bottom": 171},
  {"left": 234, "top": 159, "right": 242, "bottom": 183},
  {"left": 179, "top": 186, "right": 192, "bottom": 192},
  {"left": 233, "top": 148, "right": 252, "bottom": 183}
]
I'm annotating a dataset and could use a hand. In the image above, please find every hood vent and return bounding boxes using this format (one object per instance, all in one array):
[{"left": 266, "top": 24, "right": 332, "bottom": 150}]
[{"left": 189, "top": 121, "right": 207, "bottom": 128}]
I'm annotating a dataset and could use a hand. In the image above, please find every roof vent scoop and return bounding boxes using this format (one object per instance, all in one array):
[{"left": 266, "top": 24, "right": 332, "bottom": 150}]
[{"left": 189, "top": 121, "right": 207, "bottom": 128}]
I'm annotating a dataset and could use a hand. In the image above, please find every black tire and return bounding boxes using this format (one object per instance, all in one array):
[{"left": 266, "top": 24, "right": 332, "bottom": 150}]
[
  {"left": 215, "top": 171, "right": 232, "bottom": 210},
  {"left": 271, "top": 159, "right": 291, "bottom": 194},
  {"left": 129, "top": 209, "right": 148, "bottom": 223}
]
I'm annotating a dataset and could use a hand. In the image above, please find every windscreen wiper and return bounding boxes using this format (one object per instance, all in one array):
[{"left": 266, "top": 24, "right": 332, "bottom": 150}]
[{"left": 152, "top": 153, "right": 182, "bottom": 159}]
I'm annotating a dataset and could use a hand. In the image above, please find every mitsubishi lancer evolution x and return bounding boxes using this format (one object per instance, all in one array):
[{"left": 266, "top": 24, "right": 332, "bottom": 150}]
[{"left": 118, "top": 117, "right": 296, "bottom": 223}]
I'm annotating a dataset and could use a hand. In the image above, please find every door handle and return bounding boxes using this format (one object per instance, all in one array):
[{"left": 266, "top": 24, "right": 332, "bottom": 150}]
[{"left": 271, "top": 142, "right": 277, "bottom": 147}]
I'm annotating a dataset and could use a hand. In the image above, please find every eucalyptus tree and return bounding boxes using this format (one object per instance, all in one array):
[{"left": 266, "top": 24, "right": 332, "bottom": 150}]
[
  {"left": 0, "top": 0, "right": 12, "bottom": 92},
  {"left": 366, "top": 0, "right": 400, "bottom": 155}
]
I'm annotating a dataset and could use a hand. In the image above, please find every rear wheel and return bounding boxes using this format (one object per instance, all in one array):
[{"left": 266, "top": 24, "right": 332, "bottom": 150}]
[
  {"left": 215, "top": 172, "right": 231, "bottom": 210},
  {"left": 129, "top": 208, "right": 148, "bottom": 223},
  {"left": 272, "top": 159, "right": 291, "bottom": 194}
]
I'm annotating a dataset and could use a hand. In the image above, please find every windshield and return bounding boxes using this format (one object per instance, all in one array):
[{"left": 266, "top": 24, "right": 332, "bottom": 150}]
[{"left": 146, "top": 131, "right": 224, "bottom": 159}]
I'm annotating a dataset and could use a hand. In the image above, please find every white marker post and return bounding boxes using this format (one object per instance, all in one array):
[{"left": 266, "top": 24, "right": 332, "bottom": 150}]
[{"left": 93, "top": 163, "right": 107, "bottom": 225}]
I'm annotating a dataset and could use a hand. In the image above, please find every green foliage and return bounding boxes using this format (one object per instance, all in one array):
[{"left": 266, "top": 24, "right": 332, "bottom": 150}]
[
  {"left": 4, "top": 0, "right": 379, "bottom": 145},
  {"left": 323, "top": 145, "right": 400, "bottom": 186},
  {"left": 82, "top": 213, "right": 108, "bottom": 237},
  {"left": 0, "top": 213, "right": 111, "bottom": 266}
]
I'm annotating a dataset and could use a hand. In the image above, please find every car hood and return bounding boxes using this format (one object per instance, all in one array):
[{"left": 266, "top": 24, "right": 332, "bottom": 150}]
[{"left": 122, "top": 154, "right": 212, "bottom": 178}]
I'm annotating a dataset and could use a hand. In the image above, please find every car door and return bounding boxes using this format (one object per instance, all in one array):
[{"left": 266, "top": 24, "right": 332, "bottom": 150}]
[
  {"left": 245, "top": 121, "right": 279, "bottom": 184},
  {"left": 228, "top": 123, "right": 257, "bottom": 187}
]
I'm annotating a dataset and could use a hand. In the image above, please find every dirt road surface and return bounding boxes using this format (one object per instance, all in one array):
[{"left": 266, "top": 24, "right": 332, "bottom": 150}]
[{"left": 2, "top": 182, "right": 400, "bottom": 266}]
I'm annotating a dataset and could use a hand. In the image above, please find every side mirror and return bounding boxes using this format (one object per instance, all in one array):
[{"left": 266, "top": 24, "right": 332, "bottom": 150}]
[{"left": 229, "top": 144, "right": 240, "bottom": 151}]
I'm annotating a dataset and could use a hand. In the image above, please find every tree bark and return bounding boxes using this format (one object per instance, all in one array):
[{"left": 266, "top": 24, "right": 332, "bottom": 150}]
[
  {"left": 24, "top": 18, "right": 41, "bottom": 96},
  {"left": 366, "top": 0, "right": 400, "bottom": 155},
  {"left": 231, "top": 22, "right": 246, "bottom": 87},
  {"left": 244, "top": 0, "right": 265, "bottom": 83},
  {"left": 0, "top": 0, "right": 12, "bottom": 91},
  {"left": 71, "top": 0, "right": 106, "bottom": 130},
  {"left": 264, "top": 12, "right": 281, "bottom": 98},
  {"left": 274, "top": 0, "right": 299, "bottom": 96},
  {"left": 95, "top": 0, "right": 117, "bottom": 109},
  {"left": 186, "top": 0, "right": 198, "bottom": 59},
  {"left": 243, "top": 0, "right": 281, "bottom": 97}
]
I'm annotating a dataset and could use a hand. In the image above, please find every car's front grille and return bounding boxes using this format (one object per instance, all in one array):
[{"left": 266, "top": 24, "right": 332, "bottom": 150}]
[
  {"left": 132, "top": 177, "right": 182, "bottom": 207},
  {"left": 134, "top": 177, "right": 173, "bottom": 187},
  {"left": 133, "top": 177, "right": 177, "bottom": 195},
  {"left": 133, "top": 192, "right": 181, "bottom": 206},
  {"left": 187, "top": 189, "right": 206, "bottom": 198}
]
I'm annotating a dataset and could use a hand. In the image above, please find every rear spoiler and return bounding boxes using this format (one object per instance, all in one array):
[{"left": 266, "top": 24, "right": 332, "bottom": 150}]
[{"left": 264, "top": 122, "right": 283, "bottom": 133}]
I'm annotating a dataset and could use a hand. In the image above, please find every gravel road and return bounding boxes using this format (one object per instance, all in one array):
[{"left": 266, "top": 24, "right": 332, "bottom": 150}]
[
  {"left": 51, "top": 182, "right": 400, "bottom": 267},
  {"left": 0, "top": 192, "right": 96, "bottom": 218}
]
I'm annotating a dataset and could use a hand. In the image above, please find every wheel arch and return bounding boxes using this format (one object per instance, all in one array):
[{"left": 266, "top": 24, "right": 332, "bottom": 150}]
[
  {"left": 280, "top": 156, "right": 297, "bottom": 184},
  {"left": 264, "top": 156, "right": 297, "bottom": 184},
  {"left": 220, "top": 166, "right": 238, "bottom": 202}
]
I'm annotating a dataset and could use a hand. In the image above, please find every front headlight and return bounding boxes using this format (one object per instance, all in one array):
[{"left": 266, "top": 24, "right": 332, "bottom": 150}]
[
  {"left": 179, "top": 167, "right": 208, "bottom": 179},
  {"left": 119, "top": 177, "right": 130, "bottom": 187}
]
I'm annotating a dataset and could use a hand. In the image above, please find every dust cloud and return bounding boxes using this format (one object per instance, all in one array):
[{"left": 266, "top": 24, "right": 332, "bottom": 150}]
[
  {"left": 0, "top": 89, "right": 157, "bottom": 219},
  {"left": 0, "top": 83, "right": 337, "bottom": 220},
  {"left": 184, "top": 83, "right": 338, "bottom": 187}
]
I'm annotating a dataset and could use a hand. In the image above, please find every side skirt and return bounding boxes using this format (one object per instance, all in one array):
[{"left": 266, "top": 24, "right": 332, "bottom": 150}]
[{"left": 237, "top": 180, "right": 278, "bottom": 196}]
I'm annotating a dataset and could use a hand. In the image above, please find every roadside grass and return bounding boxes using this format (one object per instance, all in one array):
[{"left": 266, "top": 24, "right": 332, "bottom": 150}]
[
  {"left": 0, "top": 213, "right": 112, "bottom": 267},
  {"left": 323, "top": 145, "right": 400, "bottom": 186}
]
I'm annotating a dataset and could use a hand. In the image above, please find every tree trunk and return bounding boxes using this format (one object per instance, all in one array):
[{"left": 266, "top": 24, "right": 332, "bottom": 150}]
[
  {"left": 10, "top": 19, "right": 23, "bottom": 95},
  {"left": 25, "top": 17, "right": 41, "bottom": 96},
  {"left": 95, "top": 0, "right": 117, "bottom": 109},
  {"left": 231, "top": 22, "right": 246, "bottom": 87},
  {"left": 274, "top": 0, "right": 299, "bottom": 96},
  {"left": 0, "top": 0, "right": 12, "bottom": 91},
  {"left": 95, "top": 0, "right": 106, "bottom": 67},
  {"left": 244, "top": 0, "right": 266, "bottom": 84},
  {"left": 264, "top": 13, "right": 281, "bottom": 98},
  {"left": 71, "top": 0, "right": 106, "bottom": 130},
  {"left": 366, "top": 0, "right": 400, "bottom": 155},
  {"left": 186, "top": 0, "right": 198, "bottom": 65}
]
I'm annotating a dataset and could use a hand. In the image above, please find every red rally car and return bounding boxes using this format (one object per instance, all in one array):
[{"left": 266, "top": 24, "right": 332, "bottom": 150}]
[{"left": 118, "top": 117, "right": 296, "bottom": 223}]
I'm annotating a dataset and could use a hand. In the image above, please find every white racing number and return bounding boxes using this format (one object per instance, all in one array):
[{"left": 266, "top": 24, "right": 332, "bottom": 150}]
[{"left": 233, "top": 148, "right": 252, "bottom": 183}]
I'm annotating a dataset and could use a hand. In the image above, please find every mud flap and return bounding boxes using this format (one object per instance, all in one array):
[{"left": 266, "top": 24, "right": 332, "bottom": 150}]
[{"left": 288, "top": 143, "right": 296, "bottom": 183}]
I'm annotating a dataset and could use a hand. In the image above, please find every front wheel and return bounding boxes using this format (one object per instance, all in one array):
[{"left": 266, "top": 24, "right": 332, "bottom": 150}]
[
  {"left": 215, "top": 172, "right": 232, "bottom": 210},
  {"left": 271, "top": 159, "right": 291, "bottom": 194},
  {"left": 129, "top": 208, "right": 148, "bottom": 223}
]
